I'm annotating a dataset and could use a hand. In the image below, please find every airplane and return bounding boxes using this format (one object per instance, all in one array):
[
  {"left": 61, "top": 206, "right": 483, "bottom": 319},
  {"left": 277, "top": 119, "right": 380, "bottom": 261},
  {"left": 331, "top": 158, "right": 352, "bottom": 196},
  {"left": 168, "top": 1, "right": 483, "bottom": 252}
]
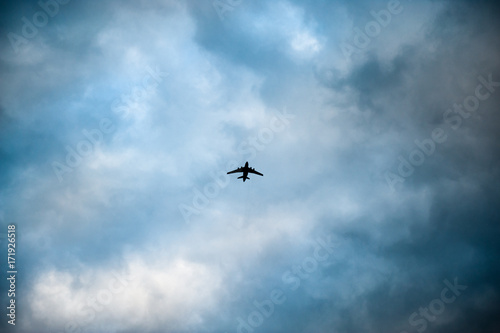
[{"left": 227, "top": 162, "right": 263, "bottom": 182}]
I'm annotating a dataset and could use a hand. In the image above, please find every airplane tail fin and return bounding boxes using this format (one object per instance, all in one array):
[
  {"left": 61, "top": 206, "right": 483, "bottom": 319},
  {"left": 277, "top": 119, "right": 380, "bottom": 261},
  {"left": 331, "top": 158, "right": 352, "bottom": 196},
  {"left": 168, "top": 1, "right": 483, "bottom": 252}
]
[{"left": 238, "top": 176, "right": 249, "bottom": 182}]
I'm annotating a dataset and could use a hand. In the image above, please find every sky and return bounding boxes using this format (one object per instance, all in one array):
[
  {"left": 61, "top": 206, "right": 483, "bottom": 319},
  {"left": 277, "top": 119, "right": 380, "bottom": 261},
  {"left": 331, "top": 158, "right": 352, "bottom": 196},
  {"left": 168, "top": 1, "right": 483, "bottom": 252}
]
[{"left": 1, "top": 0, "right": 500, "bottom": 332}]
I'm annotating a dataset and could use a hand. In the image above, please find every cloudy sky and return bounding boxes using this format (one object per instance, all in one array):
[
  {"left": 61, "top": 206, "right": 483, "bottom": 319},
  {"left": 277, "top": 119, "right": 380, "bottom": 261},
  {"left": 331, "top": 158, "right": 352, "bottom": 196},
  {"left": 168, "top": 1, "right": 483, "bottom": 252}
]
[{"left": 1, "top": 0, "right": 500, "bottom": 332}]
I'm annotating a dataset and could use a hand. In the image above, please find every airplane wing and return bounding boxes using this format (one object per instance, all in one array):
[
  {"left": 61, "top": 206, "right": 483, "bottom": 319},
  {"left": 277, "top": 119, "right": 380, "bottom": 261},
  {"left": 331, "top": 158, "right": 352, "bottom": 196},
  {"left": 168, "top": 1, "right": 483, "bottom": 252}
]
[
  {"left": 227, "top": 167, "right": 244, "bottom": 174},
  {"left": 248, "top": 169, "right": 263, "bottom": 176}
]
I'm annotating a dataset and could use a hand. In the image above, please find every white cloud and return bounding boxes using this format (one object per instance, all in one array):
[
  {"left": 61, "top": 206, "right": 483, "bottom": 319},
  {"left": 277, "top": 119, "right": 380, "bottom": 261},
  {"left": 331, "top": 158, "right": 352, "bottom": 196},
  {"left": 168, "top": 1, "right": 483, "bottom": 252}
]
[{"left": 27, "top": 254, "right": 223, "bottom": 332}]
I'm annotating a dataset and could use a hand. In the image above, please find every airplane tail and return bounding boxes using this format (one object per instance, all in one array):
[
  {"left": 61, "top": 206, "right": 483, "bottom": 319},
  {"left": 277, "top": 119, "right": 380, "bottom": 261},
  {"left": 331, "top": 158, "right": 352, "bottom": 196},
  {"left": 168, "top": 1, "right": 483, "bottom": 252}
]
[{"left": 238, "top": 176, "right": 249, "bottom": 182}]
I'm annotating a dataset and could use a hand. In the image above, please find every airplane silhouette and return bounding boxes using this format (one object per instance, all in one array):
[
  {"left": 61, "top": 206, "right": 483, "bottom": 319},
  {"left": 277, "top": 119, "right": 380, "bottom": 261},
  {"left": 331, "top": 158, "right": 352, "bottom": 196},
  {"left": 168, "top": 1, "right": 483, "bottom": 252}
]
[{"left": 227, "top": 162, "right": 263, "bottom": 182}]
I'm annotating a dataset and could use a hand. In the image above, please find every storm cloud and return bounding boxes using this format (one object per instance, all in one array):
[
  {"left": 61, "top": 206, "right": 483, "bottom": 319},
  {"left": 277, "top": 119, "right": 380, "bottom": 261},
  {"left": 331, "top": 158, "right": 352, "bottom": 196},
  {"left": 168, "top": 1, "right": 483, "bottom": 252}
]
[{"left": 0, "top": 0, "right": 499, "bottom": 332}]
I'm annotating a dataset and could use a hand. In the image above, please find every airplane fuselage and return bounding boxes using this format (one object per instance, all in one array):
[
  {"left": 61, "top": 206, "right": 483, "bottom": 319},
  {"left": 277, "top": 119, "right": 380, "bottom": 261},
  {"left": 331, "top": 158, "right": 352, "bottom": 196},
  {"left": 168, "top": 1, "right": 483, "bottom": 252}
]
[
  {"left": 241, "top": 162, "right": 249, "bottom": 181},
  {"left": 227, "top": 161, "right": 263, "bottom": 182}
]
